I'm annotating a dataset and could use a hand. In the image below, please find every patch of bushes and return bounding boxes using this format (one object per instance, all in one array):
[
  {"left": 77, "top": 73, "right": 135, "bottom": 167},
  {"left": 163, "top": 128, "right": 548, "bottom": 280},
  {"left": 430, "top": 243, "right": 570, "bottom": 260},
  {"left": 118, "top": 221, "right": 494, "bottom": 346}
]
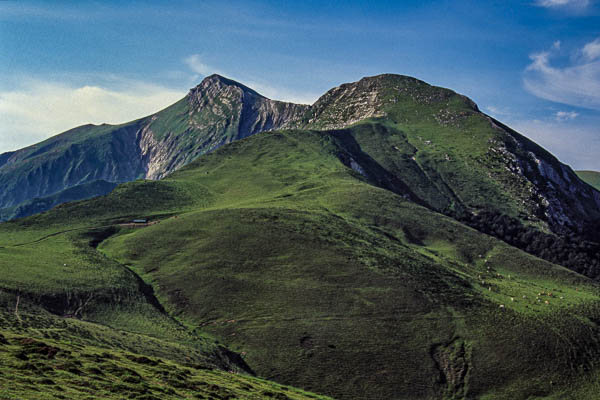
[{"left": 460, "top": 210, "right": 600, "bottom": 278}]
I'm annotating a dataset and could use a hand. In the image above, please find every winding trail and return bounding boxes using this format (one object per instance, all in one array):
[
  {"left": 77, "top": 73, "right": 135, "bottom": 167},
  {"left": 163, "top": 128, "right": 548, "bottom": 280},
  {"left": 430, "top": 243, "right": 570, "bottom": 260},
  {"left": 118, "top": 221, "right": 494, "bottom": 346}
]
[
  {"left": 4, "top": 225, "right": 114, "bottom": 248},
  {"left": 2, "top": 221, "right": 157, "bottom": 248}
]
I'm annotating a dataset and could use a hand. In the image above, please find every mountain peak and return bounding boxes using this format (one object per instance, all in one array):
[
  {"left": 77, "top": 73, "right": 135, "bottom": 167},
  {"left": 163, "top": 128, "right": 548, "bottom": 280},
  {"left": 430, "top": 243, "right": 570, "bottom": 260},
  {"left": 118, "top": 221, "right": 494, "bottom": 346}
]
[
  {"left": 193, "top": 74, "right": 264, "bottom": 98},
  {"left": 293, "top": 73, "right": 479, "bottom": 130}
]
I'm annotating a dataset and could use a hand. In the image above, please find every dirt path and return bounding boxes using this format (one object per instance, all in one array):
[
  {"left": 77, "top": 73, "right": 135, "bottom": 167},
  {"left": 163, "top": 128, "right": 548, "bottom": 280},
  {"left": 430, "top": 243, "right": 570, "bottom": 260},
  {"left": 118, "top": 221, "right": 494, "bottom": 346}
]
[
  {"left": 6, "top": 225, "right": 116, "bottom": 247},
  {"left": 3, "top": 221, "right": 159, "bottom": 248}
]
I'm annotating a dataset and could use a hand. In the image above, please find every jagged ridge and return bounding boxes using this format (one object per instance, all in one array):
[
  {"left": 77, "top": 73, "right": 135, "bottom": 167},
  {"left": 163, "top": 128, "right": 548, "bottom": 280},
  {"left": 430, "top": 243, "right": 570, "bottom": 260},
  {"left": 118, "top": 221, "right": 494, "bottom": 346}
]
[{"left": 2, "top": 73, "right": 600, "bottom": 244}]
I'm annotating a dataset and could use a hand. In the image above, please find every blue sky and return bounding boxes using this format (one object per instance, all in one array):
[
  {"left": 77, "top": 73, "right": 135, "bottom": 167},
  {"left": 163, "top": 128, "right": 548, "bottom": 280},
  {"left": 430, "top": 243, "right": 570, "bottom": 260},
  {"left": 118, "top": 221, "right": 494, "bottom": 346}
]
[{"left": 1, "top": 0, "right": 599, "bottom": 169}]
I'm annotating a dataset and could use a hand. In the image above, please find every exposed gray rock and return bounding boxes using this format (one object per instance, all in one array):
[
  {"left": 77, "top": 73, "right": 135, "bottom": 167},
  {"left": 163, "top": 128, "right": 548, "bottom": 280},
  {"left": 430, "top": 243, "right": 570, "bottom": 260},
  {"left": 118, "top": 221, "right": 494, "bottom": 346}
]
[{"left": 137, "top": 75, "right": 309, "bottom": 180}]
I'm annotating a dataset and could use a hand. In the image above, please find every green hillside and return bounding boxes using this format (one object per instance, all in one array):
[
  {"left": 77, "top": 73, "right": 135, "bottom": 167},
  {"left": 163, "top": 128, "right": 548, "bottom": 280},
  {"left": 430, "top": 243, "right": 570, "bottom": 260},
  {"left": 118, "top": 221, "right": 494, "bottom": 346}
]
[
  {"left": 0, "top": 310, "right": 329, "bottom": 400},
  {"left": 3, "top": 121, "right": 600, "bottom": 399},
  {"left": 577, "top": 170, "right": 600, "bottom": 191}
]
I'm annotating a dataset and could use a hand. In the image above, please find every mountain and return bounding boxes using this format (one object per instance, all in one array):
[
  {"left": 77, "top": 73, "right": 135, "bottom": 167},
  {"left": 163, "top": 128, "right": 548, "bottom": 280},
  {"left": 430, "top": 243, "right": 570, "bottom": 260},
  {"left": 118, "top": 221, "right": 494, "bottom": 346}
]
[
  {"left": 4, "top": 73, "right": 600, "bottom": 240},
  {"left": 0, "top": 74, "right": 308, "bottom": 220},
  {"left": 577, "top": 170, "right": 600, "bottom": 191},
  {"left": 287, "top": 75, "right": 600, "bottom": 278},
  {"left": 299, "top": 74, "right": 600, "bottom": 233},
  {"left": 3, "top": 120, "right": 600, "bottom": 399},
  {"left": 3, "top": 74, "right": 600, "bottom": 399}
]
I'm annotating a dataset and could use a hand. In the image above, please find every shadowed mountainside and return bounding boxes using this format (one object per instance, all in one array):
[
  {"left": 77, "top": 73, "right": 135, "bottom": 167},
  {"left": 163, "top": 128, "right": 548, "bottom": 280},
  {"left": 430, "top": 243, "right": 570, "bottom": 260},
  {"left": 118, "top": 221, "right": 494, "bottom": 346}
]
[{"left": 0, "top": 75, "right": 308, "bottom": 219}]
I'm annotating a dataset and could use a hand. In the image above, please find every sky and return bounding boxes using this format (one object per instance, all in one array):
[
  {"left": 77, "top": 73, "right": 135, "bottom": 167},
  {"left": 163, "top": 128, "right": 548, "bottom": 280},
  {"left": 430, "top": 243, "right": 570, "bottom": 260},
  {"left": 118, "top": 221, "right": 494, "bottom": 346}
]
[{"left": 1, "top": 0, "right": 599, "bottom": 170}]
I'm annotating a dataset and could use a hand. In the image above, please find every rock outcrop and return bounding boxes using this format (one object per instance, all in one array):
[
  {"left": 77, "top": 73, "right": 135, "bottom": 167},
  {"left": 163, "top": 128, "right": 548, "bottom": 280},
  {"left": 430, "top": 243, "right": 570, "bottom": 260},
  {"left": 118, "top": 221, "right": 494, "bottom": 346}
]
[{"left": 138, "top": 75, "right": 308, "bottom": 180}]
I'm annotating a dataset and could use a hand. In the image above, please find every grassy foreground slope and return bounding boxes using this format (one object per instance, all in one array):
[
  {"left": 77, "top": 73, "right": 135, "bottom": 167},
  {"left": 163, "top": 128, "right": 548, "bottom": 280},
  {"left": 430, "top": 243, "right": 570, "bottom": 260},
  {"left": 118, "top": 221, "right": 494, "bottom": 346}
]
[
  {"left": 3, "top": 124, "right": 600, "bottom": 398},
  {"left": 0, "top": 136, "right": 330, "bottom": 398},
  {"left": 0, "top": 310, "right": 328, "bottom": 400}
]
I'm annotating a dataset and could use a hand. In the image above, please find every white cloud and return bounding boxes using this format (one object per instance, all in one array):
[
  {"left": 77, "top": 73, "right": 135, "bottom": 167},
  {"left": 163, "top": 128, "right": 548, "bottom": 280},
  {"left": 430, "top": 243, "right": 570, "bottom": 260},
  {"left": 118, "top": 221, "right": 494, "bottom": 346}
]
[
  {"left": 582, "top": 38, "right": 600, "bottom": 61},
  {"left": 535, "top": 0, "right": 590, "bottom": 8},
  {"left": 0, "top": 77, "right": 184, "bottom": 154},
  {"left": 485, "top": 105, "right": 512, "bottom": 118},
  {"left": 555, "top": 110, "right": 579, "bottom": 121},
  {"left": 524, "top": 40, "right": 600, "bottom": 110},
  {"left": 184, "top": 54, "right": 224, "bottom": 78}
]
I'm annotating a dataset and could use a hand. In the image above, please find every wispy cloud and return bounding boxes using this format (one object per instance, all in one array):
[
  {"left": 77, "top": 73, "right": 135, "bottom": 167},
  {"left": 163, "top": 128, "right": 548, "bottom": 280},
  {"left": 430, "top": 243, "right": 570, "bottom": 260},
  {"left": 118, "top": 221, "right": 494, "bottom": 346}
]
[
  {"left": 184, "top": 54, "right": 224, "bottom": 78},
  {"left": 535, "top": 0, "right": 591, "bottom": 9},
  {"left": 183, "top": 54, "right": 319, "bottom": 105},
  {"left": 523, "top": 39, "right": 600, "bottom": 110},
  {"left": 582, "top": 38, "right": 600, "bottom": 62},
  {"left": 0, "top": 77, "right": 184, "bottom": 154},
  {"left": 555, "top": 110, "right": 579, "bottom": 121},
  {"left": 485, "top": 105, "right": 512, "bottom": 117}
]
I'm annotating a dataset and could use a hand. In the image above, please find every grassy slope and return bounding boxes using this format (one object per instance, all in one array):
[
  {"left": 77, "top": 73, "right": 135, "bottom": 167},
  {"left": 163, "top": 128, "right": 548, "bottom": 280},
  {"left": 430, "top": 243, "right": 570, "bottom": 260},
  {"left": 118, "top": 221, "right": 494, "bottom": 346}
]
[
  {"left": 0, "top": 309, "right": 329, "bottom": 400},
  {"left": 577, "top": 170, "right": 600, "bottom": 191},
  {"left": 1, "top": 124, "right": 598, "bottom": 398},
  {"left": 0, "top": 177, "right": 331, "bottom": 397},
  {"left": 94, "top": 128, "right": 600, "bottom": 399}
]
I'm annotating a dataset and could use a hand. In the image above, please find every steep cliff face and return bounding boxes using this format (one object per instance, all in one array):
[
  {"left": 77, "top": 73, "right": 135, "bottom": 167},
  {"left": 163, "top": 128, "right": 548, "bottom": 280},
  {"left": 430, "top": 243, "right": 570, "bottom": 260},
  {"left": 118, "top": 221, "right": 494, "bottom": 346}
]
[
  {"left": 483, "top": 118, "right": 600, "bottom": 233},
  {"left": 0, "top": 75, "right": 308, "bottom": 218},
  {"left": 138, "top": 75, "right": 308, "bottom": 179}
]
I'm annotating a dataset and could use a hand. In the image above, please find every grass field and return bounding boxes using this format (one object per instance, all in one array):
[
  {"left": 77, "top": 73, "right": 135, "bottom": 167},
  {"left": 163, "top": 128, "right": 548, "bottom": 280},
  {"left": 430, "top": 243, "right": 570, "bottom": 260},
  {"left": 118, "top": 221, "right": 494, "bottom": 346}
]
[
  {"left": 0, "top": 308, "right": 330, "bottom": 400},
  {"left": 2, "top": 122, "right": 600, "bottom": 398}
]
